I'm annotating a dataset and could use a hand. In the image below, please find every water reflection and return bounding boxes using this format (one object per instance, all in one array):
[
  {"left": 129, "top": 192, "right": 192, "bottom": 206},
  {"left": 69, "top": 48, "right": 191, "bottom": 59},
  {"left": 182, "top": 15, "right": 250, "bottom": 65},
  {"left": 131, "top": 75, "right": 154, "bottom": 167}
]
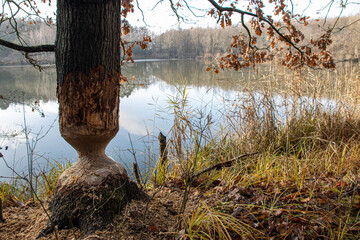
[
  {"left": 0, "top": 61, "right": 240, "bottom": 177},
  {"left": 0, "top": 60, "right": 357, "bottom": 177}
]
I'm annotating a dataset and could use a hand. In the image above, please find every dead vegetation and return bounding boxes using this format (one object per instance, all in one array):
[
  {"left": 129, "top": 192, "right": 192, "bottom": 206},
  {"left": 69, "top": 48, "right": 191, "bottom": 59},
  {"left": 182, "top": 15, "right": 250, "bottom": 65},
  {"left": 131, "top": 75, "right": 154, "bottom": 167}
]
[{"left": 1, "top": 63, "right": 360, "bottom": 239}]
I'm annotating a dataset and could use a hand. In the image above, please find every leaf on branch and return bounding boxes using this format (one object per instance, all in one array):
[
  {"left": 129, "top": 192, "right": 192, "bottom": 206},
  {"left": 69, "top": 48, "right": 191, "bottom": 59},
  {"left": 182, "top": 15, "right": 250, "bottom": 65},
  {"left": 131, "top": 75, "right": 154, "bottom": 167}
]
[{"left": 220, "top": 17, "right": 225, "bottom": 29}]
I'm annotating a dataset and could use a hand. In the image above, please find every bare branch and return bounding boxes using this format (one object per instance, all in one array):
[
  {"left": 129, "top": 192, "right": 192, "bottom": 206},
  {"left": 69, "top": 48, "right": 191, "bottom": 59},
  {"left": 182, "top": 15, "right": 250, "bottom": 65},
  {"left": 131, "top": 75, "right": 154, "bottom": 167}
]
[
  {"left": 333, "top": 18, "right": 360, "bottom": 32},
  {"left": 135, "top": 0, "right": 150, "bottom": 27},
  {"left": 323, "top": 0, "right": 335, "bottom": 26},
  {"left": 302, "top": 0, "right": 312, "bottom": 15},
  {"left": 182, "top": 0, "right": 205, "bottom": 18},
  {"left": 240, "top": 13, "right": 254, "bottom": 49},
  {"left": 0, "top": 38, "right": 54, "bottom": 53},
  {"left": 168, "top": 0, "right": 184, "bottom": 22},
  {"left": 330, "top": 1, "right": 347, "bottom": 31},
  {"left": 151, "top": 0, "right": 164, "bottom": 11}
]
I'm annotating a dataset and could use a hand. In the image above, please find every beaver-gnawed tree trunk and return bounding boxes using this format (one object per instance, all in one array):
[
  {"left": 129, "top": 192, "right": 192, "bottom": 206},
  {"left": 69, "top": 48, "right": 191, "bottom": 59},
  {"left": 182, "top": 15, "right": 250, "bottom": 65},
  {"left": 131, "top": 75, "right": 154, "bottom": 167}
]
[{"left": 40, "top": 0, "right": 144, "bottom": 236}]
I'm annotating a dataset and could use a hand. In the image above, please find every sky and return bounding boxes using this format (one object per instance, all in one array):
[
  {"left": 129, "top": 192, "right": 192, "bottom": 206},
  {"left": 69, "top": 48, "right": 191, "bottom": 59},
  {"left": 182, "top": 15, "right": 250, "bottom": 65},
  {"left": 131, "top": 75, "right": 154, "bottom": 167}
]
[
  {"left": 4, "top": 0, "right": 360, "bottom": 33},
  {"left": 126, "top": 0, "right": 360, "bottom": 33}
]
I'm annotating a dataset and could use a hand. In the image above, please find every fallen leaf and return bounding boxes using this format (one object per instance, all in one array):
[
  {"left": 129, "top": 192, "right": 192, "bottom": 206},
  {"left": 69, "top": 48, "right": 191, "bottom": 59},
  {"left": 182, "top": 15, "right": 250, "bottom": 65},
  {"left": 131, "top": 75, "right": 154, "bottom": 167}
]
[
  {"left": 301, "top": 197, "right": 310, "bottom": 203},
  {"left": 272, "top": 209, "right": 283, "bottom": 216},
  {"left": 148, "top": 224, "right": 159, "bottom": 232}
]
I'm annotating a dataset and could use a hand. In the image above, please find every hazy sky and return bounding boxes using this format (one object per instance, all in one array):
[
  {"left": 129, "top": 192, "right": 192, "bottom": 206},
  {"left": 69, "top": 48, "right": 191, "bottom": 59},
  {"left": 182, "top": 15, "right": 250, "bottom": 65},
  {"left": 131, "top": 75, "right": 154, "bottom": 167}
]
[
  {"left": 126, "top": 0, "right": 360, "bottom": 33},
  {"left": 9, "top": 0, "right": 360, "bottom": 33}
]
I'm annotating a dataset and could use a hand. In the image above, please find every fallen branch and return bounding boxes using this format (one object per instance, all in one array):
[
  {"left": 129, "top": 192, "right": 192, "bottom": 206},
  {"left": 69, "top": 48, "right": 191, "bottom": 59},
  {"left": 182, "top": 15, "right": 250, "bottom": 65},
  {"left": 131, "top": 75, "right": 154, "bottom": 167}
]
[{"left": 192, "top": 152, "right": 258, "bottom": 179}]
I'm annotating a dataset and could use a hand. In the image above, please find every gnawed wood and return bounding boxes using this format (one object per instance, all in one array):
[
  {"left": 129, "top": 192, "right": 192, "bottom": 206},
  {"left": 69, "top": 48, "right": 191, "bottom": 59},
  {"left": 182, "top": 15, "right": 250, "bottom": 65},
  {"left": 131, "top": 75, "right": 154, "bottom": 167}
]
[
  {"left": 132, "top": 162, "right": 143, "bottom": 189},
  {"left": 0, "top": 198, "right": 5, "bottom": 222},
  {"left": 158, "top": 132, "right": 168, "bottom": 165},
  {"left": 39, "top": 157, "right": 147, "bottom": 237}
]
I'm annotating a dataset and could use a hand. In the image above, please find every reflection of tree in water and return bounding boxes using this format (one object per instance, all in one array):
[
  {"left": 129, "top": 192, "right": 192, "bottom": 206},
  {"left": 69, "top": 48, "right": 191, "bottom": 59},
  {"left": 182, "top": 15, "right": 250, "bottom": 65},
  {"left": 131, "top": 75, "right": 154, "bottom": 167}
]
[
  {"left": 0, "top": 91, "right": 22, "bottom": 110},
  {"left": 1, "top": 62, "right": 352, "bottom": 110},
  {"left": 123, "top": 61, "right": 356, "bottom": 100},
  {"left": 0, "top": 100, "right": 10, "bottom": 110},
  {"left": 0, "top": 67, "right": 57, "bottom": 110},
  {"left": 0, "top": 62, "right": 267, "bottom": 110},
  {"left": 123, "top": 60, "right": 255, "bottom": 91},
  {"left": 121, "top": 62, "right": 155, "bottom": 94},
  {"left": 0, "top": 66, "right": 143, "bottom": 110},
  {"left": 120, "top": 83, "right": 137, "bottom": 98}
]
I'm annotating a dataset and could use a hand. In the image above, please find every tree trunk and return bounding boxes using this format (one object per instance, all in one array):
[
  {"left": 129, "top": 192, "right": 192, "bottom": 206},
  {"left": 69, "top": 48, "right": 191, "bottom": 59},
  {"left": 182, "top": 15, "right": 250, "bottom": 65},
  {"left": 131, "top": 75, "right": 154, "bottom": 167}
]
[{"left": 40, "top": 0, "right": 144, "bottom": 236}]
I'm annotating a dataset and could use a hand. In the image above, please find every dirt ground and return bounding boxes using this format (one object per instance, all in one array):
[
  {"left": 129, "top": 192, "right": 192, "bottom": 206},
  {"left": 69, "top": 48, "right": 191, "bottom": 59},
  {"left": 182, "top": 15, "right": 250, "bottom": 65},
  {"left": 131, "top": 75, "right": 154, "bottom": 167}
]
[
  {"left": 2, "top": 178, "right": 360, "bottom": 239},
  {"left": 0, "top": 184, "right": 200, "bottom": 240}
]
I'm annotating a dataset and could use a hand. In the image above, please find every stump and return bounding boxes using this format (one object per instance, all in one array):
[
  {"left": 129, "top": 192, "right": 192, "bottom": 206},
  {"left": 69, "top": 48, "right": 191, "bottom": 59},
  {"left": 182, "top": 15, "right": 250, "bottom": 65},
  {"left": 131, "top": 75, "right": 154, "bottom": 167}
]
[{"left": 39, "top": 154, "right": 146, "bottom": 237}]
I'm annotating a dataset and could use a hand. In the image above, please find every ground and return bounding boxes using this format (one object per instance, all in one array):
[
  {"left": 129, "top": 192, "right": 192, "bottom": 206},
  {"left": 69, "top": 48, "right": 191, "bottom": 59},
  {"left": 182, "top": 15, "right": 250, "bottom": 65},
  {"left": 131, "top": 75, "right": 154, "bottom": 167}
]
[
  {"left": 1, "top": 178, "right": 360, "bottom": 239},
  {"left": 0, "top": 183, "right": 196, "bottom": 240}
]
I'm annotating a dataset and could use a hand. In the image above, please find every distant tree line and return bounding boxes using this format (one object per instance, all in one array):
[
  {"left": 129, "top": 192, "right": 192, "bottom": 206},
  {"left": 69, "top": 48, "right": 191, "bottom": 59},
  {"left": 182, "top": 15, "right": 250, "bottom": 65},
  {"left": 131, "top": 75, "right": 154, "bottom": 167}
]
[
  {"left": 0, "top": 14, "right": 359, "bottom": 65},
  {"left": 127, "top": 26, "right": 235, "bottom": 60},
  {"left": 128, "top": 15, "right": 360, "bottom": 62}
]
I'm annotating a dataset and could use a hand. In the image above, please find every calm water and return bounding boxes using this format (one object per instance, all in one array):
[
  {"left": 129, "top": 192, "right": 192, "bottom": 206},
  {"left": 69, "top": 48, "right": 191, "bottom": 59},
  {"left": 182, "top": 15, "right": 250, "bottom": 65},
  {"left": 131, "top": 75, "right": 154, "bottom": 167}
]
[
  {"left": 0, "top": 60, "right": 243, "bottom": 177},
  {"left": 0, "top": 60, "right": 355, "bottom": 178}
]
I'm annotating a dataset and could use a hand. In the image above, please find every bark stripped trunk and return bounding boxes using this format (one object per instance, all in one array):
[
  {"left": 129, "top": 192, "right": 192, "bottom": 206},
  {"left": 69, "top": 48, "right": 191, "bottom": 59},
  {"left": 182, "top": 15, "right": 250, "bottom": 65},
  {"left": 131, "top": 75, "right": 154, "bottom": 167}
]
[{"left": 40, "top": 0, "right": 144, "bottom": 236}]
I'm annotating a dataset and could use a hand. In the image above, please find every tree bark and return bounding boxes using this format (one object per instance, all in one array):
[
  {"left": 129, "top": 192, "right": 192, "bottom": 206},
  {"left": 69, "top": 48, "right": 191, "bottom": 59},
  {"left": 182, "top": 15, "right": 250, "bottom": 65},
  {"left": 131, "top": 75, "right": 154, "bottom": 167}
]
[{"left": 40, "top": 0, "right": 144, "bottom": 236}]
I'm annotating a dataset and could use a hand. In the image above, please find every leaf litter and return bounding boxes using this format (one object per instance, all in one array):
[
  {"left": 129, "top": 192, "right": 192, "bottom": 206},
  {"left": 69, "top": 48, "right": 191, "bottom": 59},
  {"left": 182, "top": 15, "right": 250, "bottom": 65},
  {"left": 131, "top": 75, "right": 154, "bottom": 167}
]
[{"left": 0, "top": 176, "right": 360, "bottom": 239}]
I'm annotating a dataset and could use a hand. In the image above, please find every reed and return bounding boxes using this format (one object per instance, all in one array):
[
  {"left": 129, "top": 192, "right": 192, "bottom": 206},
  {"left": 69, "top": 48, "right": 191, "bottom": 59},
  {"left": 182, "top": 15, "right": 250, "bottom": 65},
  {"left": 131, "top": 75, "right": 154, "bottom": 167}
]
[{"left": 158, "top": 63, "right": 360, "bottom": 239}]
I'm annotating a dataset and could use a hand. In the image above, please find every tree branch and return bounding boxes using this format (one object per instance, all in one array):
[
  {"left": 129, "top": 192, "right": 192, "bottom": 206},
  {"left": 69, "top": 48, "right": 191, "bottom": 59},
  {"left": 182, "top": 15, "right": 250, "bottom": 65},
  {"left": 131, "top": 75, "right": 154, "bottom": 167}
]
[
  {"left": 206, "top": 0, "right": 304, "bottom": 56},
  {"left": 168, "top": 0, "right": 184, "bottom": 22},
  {"left": 240, "top": 13, "right": 255, "bottom": 50},
  {"left": 334, "top": 18, "right": 360, "bottom": 32},
  {"left": 0, "top": 39, "right": 55, "bottom": 53}
]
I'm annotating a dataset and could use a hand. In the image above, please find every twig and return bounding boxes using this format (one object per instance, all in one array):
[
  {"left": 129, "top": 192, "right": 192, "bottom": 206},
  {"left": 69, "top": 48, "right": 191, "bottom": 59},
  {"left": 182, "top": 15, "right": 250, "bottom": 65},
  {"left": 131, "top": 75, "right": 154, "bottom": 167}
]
[
  {"left": 128, "top": 133, "right": 144, "bottom": 189},
  {"left": 192, "top": 152, "right": 258, "bottom": 178},
  {"left": 135, "top": 0, "right": 150, "bottom": 27}
]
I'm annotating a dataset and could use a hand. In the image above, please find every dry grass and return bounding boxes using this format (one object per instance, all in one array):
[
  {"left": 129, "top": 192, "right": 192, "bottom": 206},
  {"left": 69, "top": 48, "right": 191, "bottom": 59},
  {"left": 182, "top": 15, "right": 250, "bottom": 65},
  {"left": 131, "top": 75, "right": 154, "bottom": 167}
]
[
  {"left": 1, "top": 63, "right": 360, "bottom": 239},
  {"left": 159, "top": 63, "right": 360, "bottom": 239}
]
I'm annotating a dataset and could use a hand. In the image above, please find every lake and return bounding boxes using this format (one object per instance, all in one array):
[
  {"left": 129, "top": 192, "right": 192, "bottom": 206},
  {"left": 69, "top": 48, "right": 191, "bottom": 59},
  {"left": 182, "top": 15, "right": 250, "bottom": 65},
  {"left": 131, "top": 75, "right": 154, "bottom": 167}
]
[{"left": 0, "top": 60, "right": 357, "bottom": 178}]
